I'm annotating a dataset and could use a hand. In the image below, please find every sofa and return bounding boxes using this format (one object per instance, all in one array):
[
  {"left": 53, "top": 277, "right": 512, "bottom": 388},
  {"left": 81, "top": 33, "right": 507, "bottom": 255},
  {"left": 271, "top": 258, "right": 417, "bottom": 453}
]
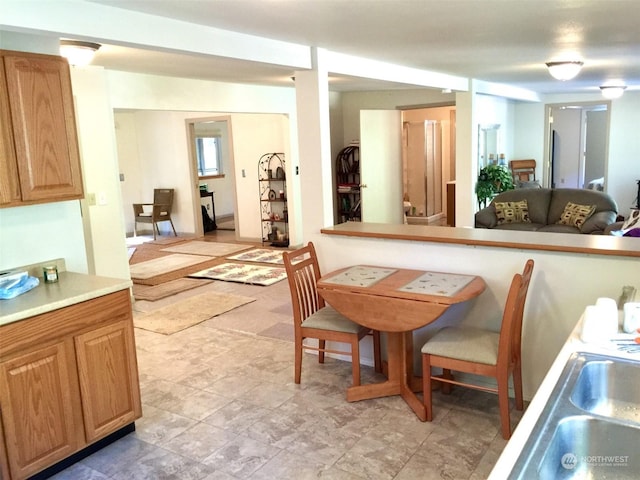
[{"left": 475, "top": 188, "right": 618, "bottom": 234}]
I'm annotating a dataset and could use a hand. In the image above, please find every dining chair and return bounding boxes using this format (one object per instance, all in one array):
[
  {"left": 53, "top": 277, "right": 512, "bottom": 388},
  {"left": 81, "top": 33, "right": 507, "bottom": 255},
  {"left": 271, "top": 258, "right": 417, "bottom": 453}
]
[
  {"left": 282, "top": 242, "right": 382, "bottom": 387},
  {"left": 509, "top": 159, "right": 537, "bottom": 183},
  {"left": 421, "top": 259, "right": 534, "bottom": 439},
  {"left": 133, "top": 188, "right": 177, "bottom": 240}
]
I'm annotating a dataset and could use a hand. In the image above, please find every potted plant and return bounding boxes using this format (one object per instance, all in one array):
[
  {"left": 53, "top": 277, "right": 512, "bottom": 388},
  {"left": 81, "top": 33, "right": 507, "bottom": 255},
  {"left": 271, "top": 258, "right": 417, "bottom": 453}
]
[{"left": 476, "top": 164, "right": 514, "bottom": 208}]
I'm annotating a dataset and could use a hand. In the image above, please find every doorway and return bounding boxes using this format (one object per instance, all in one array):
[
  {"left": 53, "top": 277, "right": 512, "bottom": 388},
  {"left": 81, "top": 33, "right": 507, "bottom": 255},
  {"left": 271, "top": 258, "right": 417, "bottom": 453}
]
[
  {"left": 547, "top": 103, "right": 609, "bottom": 190},
  {"left": 186, "top": 116, "right": 239, "bottom": 240},
  {"left": 402, "top": 120, "right": 443, "bottom": 219},
  {"left": 401, "top": 105, "right": 455, "bottom": 225}
]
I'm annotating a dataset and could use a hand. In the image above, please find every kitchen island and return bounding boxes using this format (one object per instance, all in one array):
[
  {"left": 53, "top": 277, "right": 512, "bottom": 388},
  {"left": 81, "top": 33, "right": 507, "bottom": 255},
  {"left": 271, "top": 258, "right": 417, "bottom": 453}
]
[{"left": 0, "top": 271, "right": 141, "bottom": 480}]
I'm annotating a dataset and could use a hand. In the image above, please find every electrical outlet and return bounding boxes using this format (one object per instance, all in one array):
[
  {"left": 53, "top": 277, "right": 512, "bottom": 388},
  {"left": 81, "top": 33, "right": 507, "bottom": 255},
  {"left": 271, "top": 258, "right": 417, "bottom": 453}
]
[{"left": 87, "top": 193, "right": 96, "bottom": 206}]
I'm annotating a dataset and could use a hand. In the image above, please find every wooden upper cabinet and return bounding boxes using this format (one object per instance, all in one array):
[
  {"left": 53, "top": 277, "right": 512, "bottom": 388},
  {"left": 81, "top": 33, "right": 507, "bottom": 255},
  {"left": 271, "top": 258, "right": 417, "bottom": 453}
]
[
  {"left": 0, "top": 61, "right": 21, "bottom": 206},
  {"left": 0, "top": 51, "right": 83, "bottom": 206}
]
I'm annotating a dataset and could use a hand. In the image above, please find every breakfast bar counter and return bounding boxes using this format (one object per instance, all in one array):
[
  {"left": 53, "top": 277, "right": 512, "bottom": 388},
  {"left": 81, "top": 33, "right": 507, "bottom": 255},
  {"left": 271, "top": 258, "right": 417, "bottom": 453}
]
[{"left": 321, "top": 222, "right": 640, "bottom": 258}]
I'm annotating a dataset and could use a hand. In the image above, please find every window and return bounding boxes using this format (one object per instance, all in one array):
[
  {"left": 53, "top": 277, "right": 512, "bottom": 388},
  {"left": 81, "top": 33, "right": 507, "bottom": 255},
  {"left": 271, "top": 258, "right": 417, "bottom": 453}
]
[{"left": 196, "top": 136, "right": 222, "bottom": 176}]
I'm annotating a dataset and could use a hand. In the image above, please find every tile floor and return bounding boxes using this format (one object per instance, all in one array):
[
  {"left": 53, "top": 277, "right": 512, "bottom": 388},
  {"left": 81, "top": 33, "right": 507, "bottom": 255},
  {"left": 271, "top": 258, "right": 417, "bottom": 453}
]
[{"left": 52, "top": 241, "right": 524, "bottom": 480}]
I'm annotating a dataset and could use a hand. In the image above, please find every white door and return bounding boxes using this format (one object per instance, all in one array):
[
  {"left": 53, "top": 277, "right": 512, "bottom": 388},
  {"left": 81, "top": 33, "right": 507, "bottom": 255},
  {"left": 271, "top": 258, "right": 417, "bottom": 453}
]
[{"left": 360, "top": 110, "right": 404, "bottom": 224}]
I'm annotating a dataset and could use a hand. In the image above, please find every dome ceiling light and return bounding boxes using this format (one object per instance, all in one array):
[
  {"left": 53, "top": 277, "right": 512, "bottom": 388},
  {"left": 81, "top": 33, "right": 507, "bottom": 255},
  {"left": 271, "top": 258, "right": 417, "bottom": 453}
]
[
  {"left": 600, "top": 85, "right": 627, "bottom": 99},
  {"left": 545, "top": 61, "right": 584, "bottom": 81},
  {"left": 60, "top": 40, "right": 101, "bottom": 67}
]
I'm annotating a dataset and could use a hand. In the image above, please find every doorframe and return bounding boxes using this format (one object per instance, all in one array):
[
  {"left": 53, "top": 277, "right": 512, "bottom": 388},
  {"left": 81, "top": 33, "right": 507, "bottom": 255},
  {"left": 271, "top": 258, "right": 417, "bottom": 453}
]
[{"left": 185, "top": 115, "right": 238, "bottom": 239}]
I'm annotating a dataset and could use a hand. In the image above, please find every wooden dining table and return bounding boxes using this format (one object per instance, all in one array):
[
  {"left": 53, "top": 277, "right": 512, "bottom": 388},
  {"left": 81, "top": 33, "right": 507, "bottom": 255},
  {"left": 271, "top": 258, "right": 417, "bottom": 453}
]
[{"left": 317, "top": 265, "right": 486, "bottom": 421}]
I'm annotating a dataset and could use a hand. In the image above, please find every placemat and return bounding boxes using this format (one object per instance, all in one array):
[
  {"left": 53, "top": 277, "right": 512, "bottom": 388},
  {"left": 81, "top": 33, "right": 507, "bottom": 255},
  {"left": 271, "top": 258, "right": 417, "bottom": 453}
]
[
  {"left": 397, "top": 272, "right": 474, "bottom": 296},
  {"left": 321, "top": 266, "right": 397, "bottom": 288}
]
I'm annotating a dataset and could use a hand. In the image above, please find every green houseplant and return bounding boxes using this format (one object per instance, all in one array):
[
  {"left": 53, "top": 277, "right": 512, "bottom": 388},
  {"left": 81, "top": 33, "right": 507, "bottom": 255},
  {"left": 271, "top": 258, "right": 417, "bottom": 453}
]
[{"left": 475, "top": 164, "right": 514, "bottom": 208}]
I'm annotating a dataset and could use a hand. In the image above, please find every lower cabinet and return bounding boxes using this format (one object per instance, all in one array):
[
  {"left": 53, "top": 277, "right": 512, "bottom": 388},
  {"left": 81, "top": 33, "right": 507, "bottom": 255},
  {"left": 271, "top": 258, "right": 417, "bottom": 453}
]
[{"left": 0, "top": 289, "right": 141, "bottom": 480}]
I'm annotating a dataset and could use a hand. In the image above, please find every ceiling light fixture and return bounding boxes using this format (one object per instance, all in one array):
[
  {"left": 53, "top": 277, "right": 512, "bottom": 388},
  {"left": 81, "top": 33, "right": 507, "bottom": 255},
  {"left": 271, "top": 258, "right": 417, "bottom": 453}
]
[
  {"left": 545, "top": 61, "right": 584, "bottom": 81},
  {"left": 59, "top": 40, "right": 101, "bottom": 67},
  {"left": 600, "top": 85, "right": 627, "bottom": 99}
]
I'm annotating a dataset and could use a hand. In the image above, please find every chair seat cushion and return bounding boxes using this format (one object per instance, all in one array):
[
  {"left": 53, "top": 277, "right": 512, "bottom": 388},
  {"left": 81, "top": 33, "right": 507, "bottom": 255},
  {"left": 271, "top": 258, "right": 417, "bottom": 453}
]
[
  {"left": 421, "top": 326, "right": 499, "bottom": 365},
  {"left": 138, "top": 212, "right": 168, "bottom": 217},
  {"left": 302, "top": 306, "right": 364, "bottom": 334}
]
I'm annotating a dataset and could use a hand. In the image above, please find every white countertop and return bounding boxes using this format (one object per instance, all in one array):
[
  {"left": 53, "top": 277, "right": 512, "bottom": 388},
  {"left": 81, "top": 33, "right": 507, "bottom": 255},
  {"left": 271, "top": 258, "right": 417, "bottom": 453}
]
[
  {"left": 0, "top": 272, "right": 132, "bottom": 326},
  {"left": 489, "top": 313, "right": 640, "bottom": 478}
]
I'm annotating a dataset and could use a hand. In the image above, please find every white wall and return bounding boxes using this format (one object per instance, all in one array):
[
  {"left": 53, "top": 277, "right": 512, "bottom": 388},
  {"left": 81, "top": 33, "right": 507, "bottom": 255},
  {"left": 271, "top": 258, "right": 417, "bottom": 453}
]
[
  {"left": 229, "top": 113, "right": 290, "bottom": 241},
  {"left": 608, "top": 91, "right": 640, "bottom": 213},
  {"left": 114, "top": 109, "right": 290, "bottom": 241},
  {"left": 0, "top": 201, "right": 88, "bottom": 273},
  {"left": 71, "top": 66, "right": 130, "bottom": 279}
]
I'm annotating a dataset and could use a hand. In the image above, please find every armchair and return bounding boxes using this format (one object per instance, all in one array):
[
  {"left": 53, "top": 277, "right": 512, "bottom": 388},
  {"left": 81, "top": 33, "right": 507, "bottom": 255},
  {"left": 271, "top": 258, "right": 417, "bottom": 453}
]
[{"left": 133, "top": 188, "right": 177, "bottom": 240}]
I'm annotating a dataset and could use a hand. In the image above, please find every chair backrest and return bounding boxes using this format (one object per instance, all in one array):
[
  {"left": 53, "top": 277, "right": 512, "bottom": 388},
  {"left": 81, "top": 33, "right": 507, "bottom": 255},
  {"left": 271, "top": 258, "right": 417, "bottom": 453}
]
[
  {"left": 510, "top": 159, "right": 536, "bottom": 183},
  {"left": 497, "top": 259, "right": 535, "bottom": 367},
  {"left": 153, "top": 188, "right": 174, "bottom": 212},
  {"left": 282, "top": 242, "right": 326, "bottom": 327}
]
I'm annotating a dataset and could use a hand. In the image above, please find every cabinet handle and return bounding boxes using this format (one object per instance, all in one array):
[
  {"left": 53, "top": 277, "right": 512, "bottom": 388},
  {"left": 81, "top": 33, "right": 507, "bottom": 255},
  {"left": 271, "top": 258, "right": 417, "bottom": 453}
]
[{"left": 360, "top": 184, "right": 367, "bottom": 188}]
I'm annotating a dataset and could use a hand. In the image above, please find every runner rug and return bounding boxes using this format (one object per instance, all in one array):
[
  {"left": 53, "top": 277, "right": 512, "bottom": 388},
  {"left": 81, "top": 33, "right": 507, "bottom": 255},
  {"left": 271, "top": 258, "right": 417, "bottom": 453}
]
[
  {"left": 133, "top": 278, "right": 212, "bottom": 301},
  {"left": 189, "top": 262, "right": 287, "bottom": 286},
  {"left": 161, "top": 241, "right": 251, "bottom": 257},
  {"left": 133, "top": 291, "right": 255, "bottom": 335},
  {"left": 129, "top": 254, "right": 217, "bottom": 286},
  {"left": 226, "top": 248, "right": 301, "bottom": 265}
]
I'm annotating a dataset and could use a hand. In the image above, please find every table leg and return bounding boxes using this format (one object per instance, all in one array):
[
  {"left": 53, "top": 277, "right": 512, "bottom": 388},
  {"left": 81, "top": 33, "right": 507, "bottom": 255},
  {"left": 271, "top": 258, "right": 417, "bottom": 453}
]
[{"left": 346, "top": 331, "right": 427, "bottom": 421}]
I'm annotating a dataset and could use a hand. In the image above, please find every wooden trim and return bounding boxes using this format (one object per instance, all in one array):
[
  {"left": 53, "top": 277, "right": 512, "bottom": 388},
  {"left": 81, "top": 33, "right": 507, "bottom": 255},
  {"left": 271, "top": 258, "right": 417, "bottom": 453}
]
[
  {"left": 321, "top": 222, "right": 640, "bottom": 258},
  {"left": 198, "top": 174, "right": 225, "bottom": 180}
]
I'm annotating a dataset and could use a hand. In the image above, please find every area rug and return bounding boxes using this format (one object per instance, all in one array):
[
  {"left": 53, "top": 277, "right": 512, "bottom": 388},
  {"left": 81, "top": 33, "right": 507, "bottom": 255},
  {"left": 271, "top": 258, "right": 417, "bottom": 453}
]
[
  {"left": 133, "top": 291, "right": 255, "bottom": 335},
  {"left": 129, "top": 254, "right": 216, "bottom": 285},
  {"left": 189, "top": 262, "right": 288, "bottom": 286},
  {"left": 226, "top": 248, "right": 301, "bottom": 265},
  {"left": 133, "top": 278, "right": 212, "bottom": 301},
  {"left": 161, "top": 241, "right": 251, "bottom": 257}
]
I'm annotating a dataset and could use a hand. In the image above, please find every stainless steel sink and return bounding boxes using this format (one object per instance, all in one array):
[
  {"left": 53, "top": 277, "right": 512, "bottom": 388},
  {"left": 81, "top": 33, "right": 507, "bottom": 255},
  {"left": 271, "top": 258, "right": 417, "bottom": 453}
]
[
  {"left": 538, "top": 416, "right": 640, "bottom": 479},
  {"left": 570, "top": 357, "right": 640, "bottom": 423},
  {"left": 509, "top": 352, "right": 640, "bottom": 479}
]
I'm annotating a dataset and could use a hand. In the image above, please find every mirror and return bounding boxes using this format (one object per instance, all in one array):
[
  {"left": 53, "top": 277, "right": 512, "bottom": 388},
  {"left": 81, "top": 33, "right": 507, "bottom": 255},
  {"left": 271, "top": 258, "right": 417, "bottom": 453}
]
[
  {"left": 478, "top": 124, "right": 500, "bottom": 168},
  {"left": 194, "top": 120, "right": 230, "bottom": 178}
]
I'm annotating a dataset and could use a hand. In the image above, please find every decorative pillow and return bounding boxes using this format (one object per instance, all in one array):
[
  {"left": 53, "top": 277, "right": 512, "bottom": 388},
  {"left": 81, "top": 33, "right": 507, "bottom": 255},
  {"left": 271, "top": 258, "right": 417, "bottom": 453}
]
[
  {"left": 495, "top": 200, "right": 531, "bottom": 225},
  {"left": 556, "top": 202, "right": 596, "bottom": 228},
  {"left": 621, "top": 209, "right": 640, "bottom": 231}
]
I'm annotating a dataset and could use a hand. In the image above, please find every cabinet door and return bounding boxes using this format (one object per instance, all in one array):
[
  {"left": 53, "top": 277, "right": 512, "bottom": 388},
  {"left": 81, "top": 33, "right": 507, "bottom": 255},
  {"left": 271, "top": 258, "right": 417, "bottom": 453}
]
[
  {"left": 0, "top": 59, "right": 21, "bottom": 206},
  {"left": 75, "top": 321, "right": 142, "bottom": 442},
  {"left": 0, "top": 340, "right": 84, "bottom": 479},
  {"left": 3, "top": 52, "right": 83, "bottom": 203}
]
